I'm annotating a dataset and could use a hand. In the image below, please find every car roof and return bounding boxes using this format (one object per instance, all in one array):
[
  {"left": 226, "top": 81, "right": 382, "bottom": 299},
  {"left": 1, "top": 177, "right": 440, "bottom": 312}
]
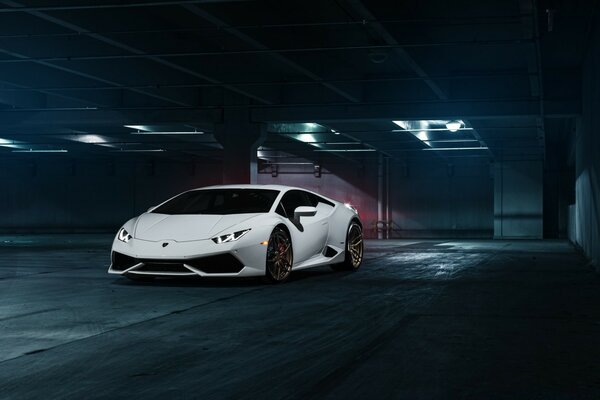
[
  {"left": 188, "top": 184, "right": 339, "bottom": 204},
  {"left": 190, "top": 184, "right": 306, "bottom": 192}
]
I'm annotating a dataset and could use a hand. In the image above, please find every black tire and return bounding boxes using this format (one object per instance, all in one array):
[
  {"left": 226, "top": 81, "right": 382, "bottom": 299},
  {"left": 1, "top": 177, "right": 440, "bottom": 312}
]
[
  {"left": 125, "top": 273, "right": 156, "bottom": 282},
  {"left": 331, "top": 222, "right": 364, "bottom": 271},
  {"left": 265, "top": 227, "right": 293, "bottom": 283}
]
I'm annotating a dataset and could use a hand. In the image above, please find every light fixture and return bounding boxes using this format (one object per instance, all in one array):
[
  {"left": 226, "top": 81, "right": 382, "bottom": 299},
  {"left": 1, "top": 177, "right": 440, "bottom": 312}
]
[
  {"left": 12, "top": 149, "right": 68, "bottom": 153},
  {"left": 0, "top": 138, "right": 26, "bottom": 149},
  {"left": 123, "top": 125, "right": 150, "bottom": 131},
  {"left": 313, "top": 149, "right": 376, "bottom": 152},
  {"left": 445, "top": 121, "right": 462, "bottom": 132},
  {"left": 331, "top": 129, "right": 340, "bottom": 135},
  {"left": 110, "top": 149, "right": 165, "bottom": 153},
  {"left": 296, "top": 133, "right": 317, "bottom": 143},
  {"left": 131, "top": 131, "right": 204, "bottom": 135},
  {"left": 392, "top": 127, "right": 473, "bottom": 132},
  {"left": 68, "top": 134, "right": 108, "bottom": 144},
  {"left": 422, "top": 147, "right": 489, "bottom": 151}
]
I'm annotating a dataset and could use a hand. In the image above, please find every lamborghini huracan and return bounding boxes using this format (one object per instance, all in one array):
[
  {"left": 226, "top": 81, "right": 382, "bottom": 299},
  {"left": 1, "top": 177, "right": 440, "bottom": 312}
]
[{"left": 108, "top": 185, "right": 363, "bottom": 283}]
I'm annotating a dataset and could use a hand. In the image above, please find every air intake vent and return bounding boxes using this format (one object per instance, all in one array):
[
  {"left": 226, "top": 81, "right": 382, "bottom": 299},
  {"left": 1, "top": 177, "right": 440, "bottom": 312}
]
[
  {"left": 324, "top": 246, "right": 338, "bottom": 258},
  {"left": 186, "top": 254, "right": 244, "bottom": 274},
  {"left": 111, "top": 252, "right": 139, "bottom": 271}
]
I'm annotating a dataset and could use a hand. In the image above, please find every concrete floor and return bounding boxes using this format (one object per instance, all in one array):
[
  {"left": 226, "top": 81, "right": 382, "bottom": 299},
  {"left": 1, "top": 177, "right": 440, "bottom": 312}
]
[{"left": 0, "top": 236, "right": 599, "bottom": 399}]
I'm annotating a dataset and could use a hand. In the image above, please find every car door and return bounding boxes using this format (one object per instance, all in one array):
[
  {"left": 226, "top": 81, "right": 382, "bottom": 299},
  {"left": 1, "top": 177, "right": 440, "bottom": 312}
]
[{"left": 279, "top": 190, "right": 329, "bottom": 263}]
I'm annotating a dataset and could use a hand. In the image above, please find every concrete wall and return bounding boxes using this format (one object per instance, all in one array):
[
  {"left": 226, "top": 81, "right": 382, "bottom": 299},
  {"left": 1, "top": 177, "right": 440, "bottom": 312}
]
[
  {"left": 1, "top": 154, "right": 495, "bottom": 240},
  {"left": 257, "top": 162, "right": 380, "bottom": 237},
  {"left": 258, "top": 158, "right": 494, "bottom": 239},
  {"left": 389, "top": 159, "right": 494, "bottom": 238},
  {"left": 572, "top": 18, "right": 600, "bottom": 270},
  {"left": 0, "top": 158, "right": 222, "bottom": 232},
  {"left": 494, "top": 160, "right": 544, "bottom": 239}
]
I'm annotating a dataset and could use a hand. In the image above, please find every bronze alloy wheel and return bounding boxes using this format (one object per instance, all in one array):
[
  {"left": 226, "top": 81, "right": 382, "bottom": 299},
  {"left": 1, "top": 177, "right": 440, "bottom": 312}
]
[
  {"left": 265, "top": 227, "right": 293, "bottom": 283},
  {"left": 346, "top": 223, "right": 364, "bottom": 269},
  {"left": 331, "top": 222, "right": 364, "bottom": 271}
]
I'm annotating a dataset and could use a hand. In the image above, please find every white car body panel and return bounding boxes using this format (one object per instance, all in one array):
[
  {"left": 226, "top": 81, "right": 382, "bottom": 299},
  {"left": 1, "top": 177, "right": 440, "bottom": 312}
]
[{"left": 108, "top": 184, "right": 361, "bottom": 278}]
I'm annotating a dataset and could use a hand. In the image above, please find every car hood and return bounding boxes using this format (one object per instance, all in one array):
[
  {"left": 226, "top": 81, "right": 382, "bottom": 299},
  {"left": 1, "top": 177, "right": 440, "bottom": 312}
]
[{"left": 133, "top": 213, "right": 262, "bottom": 242}]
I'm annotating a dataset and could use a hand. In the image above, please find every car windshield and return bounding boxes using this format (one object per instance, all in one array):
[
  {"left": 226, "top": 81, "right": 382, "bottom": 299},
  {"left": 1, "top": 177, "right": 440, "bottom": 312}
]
[{"left": 151, "top": 189, "right": 280, "bottom": 215}]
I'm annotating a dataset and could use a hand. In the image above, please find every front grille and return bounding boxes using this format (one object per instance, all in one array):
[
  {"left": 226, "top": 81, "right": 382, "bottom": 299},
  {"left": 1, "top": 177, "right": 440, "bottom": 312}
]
[
  {"left": 111, "top": 252, "right": 139, "bottom": 271},
  {"left": 112, "top": 252, "right": 244, "bottom": 275},
  {"left": 186, "top": 254, "right": 245, "bottom": 274},
  {"left": 137, "top": 262, "right": 191, "bottom": 273}
]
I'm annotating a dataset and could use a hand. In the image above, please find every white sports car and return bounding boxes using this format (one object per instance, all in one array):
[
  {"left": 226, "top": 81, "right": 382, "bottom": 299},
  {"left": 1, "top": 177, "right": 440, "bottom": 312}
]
[{"left": 108, "top": 185, "right": 363, "bottom": 283}]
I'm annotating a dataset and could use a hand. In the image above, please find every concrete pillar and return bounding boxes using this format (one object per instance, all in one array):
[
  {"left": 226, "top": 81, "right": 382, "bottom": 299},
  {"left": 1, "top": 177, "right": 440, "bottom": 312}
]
[
  {"left": 214, "top": 108, "right": 266, "bottom": 184},
  {"left": 494, "top": 159, "right": 543, "bottom": 239}
]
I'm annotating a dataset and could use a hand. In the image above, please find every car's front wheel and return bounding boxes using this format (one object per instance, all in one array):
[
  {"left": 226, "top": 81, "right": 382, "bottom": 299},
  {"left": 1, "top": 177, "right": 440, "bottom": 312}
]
[
  {"left": 331, "top": 221, "right": 363, "bottom": 271},
  {"left": 265, "top": 227, "right": 293, "bottom": 283}
]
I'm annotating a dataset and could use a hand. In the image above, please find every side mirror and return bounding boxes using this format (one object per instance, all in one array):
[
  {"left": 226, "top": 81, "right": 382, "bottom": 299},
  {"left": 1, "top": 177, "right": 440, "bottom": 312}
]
[{"left": 294, "top": 206, "right": 317, "bottom": 220}]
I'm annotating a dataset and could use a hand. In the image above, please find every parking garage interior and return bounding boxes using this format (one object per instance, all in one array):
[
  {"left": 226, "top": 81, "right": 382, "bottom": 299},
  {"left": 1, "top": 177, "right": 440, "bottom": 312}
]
[{"left": 1, "top": 0, "right": 600, "bottom": 398}]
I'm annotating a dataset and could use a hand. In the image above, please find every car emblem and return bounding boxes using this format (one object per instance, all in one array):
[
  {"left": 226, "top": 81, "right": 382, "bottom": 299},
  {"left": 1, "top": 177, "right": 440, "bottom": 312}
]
[{"left": 162, "top": 242, "right": 169, "bottom": 247}]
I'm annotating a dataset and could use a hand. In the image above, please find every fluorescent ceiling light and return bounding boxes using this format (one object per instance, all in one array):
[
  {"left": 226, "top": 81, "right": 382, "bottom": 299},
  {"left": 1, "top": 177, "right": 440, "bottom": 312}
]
[
  {"left": 0, "top": 137, "right": 27, "bottom": 149},
  {"left": 422, "top": 147, "right": 489, "bottom": 151},
  {"left": 314, "top": 149, "right": 376, "bottom": 152},
  {"left": 12, "top": 149, "right": 68, "bottom": 153},
  {"left": 124, "top": 125, "right": 150, "bottom": 131},
  {"left": 445, "top": 121, "right": 463, "bottom": 132},
  {"left": 392, "top": 128, "right": 473, "bottom": 132},
  {"left": 69, "top": 134, "right": 107, "bottom": 144},
  {"left": 297, "top": 133, "right": 317, "bottom": 143},
  {"left": 131, "top": 131, "right": 204, "bottom": 135},
  {"left": 110, "top": 149, "right": 165, "bottom": 153},
  {"left": 393, "top": 120, "right": 471, "bottom": 132},
  {"left": 423, "top": 139, "right": 479, "bottom": 143},
  {"left": 416, "top": 131, "right": 428, "bottom": 142}
]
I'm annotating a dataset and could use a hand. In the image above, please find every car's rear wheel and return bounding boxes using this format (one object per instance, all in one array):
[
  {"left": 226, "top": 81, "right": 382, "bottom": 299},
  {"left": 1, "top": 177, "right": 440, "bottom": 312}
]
[
  {"left": 331, "top": 222, "right": 363, "bottom": 271},
  {"left": 265, "top": 227, "right": 293, "bottom": 283},
  {"left": 125, "top": 273, "right": 155, "bottom": 282}
]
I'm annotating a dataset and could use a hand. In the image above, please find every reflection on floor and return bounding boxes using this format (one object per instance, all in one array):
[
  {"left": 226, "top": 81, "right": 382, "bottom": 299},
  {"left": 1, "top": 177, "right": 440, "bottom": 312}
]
[{"left": 0, "top": 236, "right": 598, "bottom": 399}]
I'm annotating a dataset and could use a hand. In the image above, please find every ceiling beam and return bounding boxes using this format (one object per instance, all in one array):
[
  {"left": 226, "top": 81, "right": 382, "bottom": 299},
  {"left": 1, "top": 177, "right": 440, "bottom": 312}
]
[
  {"left": 340, "top": 0, "right": 504, "bottom": 157},
  {"left": 0, "top": 68, "right": 579, "bottom": 92},
  {"left": 251, "top": 99, "right": 580, "bottom": 123},
  {"left": 0, "top": 41, "right": 535, "bottom": 64},
  {"left": 0, "top": 47, "right": 190, "bottom": 107},
  {"left": 182, "top": 4, "right": 361, "bottom": 103},
  {"left": 340, "top": 0, "right": 448, "bottom": 100},
  {"left": 0, "top": 0, "right": 251, "bottom": 13},
  {"left": 0, "top": 108, "right": 220, "bottom": 129},
  {"left": 0, "top": 0, "right": 273, "bottom": 106},
  {"left": 0, "top": 99, "right": 579, "bottom": 128}
]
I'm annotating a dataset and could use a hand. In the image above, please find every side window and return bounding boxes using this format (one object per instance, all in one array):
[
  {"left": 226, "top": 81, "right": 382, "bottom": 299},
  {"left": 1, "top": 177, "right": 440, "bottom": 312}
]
[
  {"left": 275, "top": 202, "right": 287, "bottom": 218},
  {"left": 280, "top": 190, "right": 311, "bottom": 218},
  {"left": 306, "top": 193, "right": 319, "bottom": 207},
  {"left": 306, "top": 192, "right": 335, "bottom": 208}
]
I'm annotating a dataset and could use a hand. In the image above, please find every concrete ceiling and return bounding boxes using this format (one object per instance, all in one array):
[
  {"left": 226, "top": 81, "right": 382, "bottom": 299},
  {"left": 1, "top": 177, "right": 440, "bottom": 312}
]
[{"left": 0, "top": 0, "right": 591, "bottom": 164}]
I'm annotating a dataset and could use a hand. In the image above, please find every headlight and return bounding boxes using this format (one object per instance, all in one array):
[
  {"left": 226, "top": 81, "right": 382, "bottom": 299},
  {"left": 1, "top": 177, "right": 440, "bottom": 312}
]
[
  {"left": 212, "top": 229, "right": 251, "bottom": 244},
  {"left": 117, "top": 227, "right": 132, "bottom": 243}
]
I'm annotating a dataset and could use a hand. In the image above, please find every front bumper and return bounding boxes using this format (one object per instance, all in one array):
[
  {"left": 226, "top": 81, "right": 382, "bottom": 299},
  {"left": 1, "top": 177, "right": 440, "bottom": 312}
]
[{"left": 108, "top": 230, "right": 270, "bottom": 277}]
